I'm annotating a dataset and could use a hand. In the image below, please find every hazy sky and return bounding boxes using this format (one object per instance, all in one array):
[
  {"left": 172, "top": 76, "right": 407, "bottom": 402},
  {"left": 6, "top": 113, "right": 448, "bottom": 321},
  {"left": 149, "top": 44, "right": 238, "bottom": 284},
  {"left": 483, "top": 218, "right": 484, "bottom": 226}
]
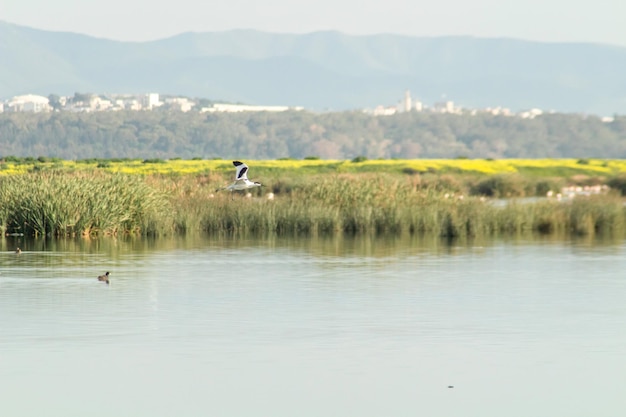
[{"left": 3, "top": 0, "right": 625, "bottom": 45}]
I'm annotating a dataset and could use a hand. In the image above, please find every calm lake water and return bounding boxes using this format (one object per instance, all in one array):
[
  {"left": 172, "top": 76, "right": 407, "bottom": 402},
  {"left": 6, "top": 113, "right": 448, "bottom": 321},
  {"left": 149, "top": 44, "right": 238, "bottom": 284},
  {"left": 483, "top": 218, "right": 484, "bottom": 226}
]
[{"left": 1, "top": 234, "right": 625, "bottom": 417}]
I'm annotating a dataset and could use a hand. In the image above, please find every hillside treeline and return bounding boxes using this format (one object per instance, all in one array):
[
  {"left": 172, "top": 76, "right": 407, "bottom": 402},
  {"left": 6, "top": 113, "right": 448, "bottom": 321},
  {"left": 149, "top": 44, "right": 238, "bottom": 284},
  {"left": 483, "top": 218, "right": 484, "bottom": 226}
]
[{"left": 1, "top": 110, "right": 625, "bottom": 160}]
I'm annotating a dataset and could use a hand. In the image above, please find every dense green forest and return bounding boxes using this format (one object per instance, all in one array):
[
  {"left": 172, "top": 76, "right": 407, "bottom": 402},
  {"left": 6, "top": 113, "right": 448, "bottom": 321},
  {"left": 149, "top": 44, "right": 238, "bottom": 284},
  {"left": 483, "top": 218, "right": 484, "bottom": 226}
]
[{"left": 1, "top": 110, "right": 625, "bottom": 160}]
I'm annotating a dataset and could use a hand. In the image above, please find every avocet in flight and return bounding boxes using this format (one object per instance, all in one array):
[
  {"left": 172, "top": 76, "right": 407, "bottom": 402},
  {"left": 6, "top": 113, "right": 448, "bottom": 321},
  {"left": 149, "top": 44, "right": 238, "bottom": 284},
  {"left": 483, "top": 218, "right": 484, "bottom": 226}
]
[{"left": 217, "top": 161, "right": 262, "bottom": 198}]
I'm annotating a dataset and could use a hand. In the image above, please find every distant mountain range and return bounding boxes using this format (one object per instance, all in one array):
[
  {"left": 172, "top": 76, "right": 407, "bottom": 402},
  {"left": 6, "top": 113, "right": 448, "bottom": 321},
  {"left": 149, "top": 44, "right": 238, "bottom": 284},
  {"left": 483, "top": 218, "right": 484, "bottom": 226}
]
[{"left": 1, "top": 20, "right": 626, "bottom": 115}]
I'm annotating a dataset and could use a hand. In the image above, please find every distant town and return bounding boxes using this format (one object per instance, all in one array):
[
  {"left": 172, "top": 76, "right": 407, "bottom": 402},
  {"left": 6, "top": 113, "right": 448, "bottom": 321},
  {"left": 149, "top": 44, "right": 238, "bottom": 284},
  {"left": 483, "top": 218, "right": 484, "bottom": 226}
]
[
  {"left": 365, "top": 90, "right": 548, "bottom": 120},
  {"left": 0, "top": 92, "right": 302, "bottom": 114},
  {"left": 0, "top": 91, "right": 616, "bottom": 122}
]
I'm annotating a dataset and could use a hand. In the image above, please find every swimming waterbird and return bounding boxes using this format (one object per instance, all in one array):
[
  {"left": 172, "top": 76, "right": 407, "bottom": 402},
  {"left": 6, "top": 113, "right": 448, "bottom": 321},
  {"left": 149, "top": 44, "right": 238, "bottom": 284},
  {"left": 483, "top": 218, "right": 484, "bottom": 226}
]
[{"left": 98, "top": 271, "right": 110, "bottom": 284}]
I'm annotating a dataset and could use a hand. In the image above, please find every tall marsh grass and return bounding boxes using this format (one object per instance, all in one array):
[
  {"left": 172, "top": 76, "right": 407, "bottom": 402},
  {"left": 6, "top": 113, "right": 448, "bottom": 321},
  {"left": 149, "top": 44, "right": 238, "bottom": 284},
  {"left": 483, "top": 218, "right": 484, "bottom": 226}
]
[
  {"left": 0, "top": 171, "right": 170, "bottom": 236},
  {"left": 162, "top": 173, "right": 626, "bottom": 238},
  {"left": 1, "top": 170, "right": 625, "bottom": 238}
]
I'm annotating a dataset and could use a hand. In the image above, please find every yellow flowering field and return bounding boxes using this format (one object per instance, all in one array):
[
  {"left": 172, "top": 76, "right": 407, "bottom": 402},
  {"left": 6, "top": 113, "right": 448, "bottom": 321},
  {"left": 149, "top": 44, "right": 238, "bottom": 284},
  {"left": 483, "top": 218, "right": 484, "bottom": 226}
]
[
  {"left": 2, "top": 158, "right": 626, "bottom": 177},
  {"left": 91, "top": 158, "right": 626, "bottom": 177}
]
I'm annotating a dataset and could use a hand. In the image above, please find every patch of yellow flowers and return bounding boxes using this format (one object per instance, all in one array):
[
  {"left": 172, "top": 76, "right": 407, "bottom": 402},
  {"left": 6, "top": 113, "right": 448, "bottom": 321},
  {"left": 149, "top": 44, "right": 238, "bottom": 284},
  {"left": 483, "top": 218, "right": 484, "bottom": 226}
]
[{"left": 2, "top": 158, "right": 626, "bottom": 177}]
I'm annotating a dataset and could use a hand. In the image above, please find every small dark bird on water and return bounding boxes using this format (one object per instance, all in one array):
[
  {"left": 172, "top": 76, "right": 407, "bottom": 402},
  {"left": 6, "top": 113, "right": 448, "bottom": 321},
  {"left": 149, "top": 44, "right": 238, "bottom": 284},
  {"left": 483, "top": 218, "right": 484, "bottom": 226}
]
[{"left": 98, "top": 271, "right": 110, "bottom": 284}]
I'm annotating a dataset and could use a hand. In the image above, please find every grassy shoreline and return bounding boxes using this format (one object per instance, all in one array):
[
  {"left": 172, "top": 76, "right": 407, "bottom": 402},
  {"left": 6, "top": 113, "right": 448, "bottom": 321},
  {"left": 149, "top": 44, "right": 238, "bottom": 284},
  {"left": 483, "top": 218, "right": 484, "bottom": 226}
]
[{"left": 1, "top": 159, "right": 626, "bottom": 238}]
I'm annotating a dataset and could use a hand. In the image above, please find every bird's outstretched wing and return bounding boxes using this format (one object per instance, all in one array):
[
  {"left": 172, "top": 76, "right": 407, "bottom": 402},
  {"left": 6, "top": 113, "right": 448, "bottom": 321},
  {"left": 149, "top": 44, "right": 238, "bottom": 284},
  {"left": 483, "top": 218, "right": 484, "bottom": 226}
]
[{"left": 233, "top": 161, "right": 249, "bottom": 180}]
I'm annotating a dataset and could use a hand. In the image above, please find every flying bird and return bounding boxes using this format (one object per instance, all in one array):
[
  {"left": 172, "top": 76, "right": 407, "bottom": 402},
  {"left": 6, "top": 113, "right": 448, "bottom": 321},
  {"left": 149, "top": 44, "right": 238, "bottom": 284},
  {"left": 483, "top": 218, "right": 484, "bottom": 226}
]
[
  {"left": 98, "top": 271, "right": 110, "bottom": 284},
  {"left": 217, "top": 161, "right": 262, "bottom": 199}
]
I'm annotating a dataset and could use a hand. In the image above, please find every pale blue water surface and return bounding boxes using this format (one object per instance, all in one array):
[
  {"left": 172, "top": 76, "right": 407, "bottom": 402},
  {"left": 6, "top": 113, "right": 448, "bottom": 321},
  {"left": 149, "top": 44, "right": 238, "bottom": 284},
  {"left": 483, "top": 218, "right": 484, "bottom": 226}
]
[{"left": 0, "top": 235, "right": 625, "bottom": 417}]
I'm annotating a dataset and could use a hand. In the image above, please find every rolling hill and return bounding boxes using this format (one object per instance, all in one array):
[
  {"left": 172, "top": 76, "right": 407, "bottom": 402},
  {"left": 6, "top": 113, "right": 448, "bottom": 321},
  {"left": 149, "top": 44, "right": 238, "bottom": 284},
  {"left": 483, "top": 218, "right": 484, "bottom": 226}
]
[{"left": 1, "top": 20, "right": 626, "bottom": 115}]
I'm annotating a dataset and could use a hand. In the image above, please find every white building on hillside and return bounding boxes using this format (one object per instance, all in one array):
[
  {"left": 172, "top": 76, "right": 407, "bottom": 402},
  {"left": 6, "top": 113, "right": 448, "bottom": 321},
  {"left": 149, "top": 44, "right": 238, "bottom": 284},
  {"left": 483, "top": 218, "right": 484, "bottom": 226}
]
[
  {"left": 164, "top": 97, "right": 194, "bottom": 112},
  {"left": 371, "top": 105, "right": 397, "bottom": 116},
  {"left": 519, "top": 108, "right": 543, "bottom": 119},
  {"left": 124, "top": 99, "right": 142, "bottom": 111},
  {"left": 201, "top": 103, "right": 298, "bottom": 113},
  {"left": 142, "top": 93, "right": 161, "bottom": 109},
  {"left": 6, "top": 94, "right": 52, "bottom": 112},
  {"left": 90, "top": 96, "right": 112, "bottom": 111},
  {"left": 433, "top": 100, "right": 456, "bottom": 113},
  {"left": 402, "top": 90, "right": 412, "bottom": 112}
]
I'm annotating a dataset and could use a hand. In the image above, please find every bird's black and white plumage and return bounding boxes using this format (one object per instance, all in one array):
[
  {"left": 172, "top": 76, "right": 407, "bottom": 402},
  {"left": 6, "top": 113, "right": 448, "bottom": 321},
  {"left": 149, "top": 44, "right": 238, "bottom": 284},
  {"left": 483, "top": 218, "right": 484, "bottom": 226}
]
[
  {"left": 98, "top": 271, "right": 110, "bottom": 284},
  {"left": 218, "top": 161, "right": 262, "bottom": 196}
]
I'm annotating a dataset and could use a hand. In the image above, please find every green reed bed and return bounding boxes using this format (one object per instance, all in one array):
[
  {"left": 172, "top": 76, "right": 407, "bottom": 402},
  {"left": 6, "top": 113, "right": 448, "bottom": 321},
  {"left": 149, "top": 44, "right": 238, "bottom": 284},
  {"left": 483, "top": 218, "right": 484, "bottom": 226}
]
[
  {"left": 164, "top": 173, "right": 626, "bottom": 238},
  {"left": 0, "top": 171, "right": 170, "bottom": 236},
  {"left": 187, "top": 193, "right": 584, "bottom": 238},
  {"left": 1, "top": 171, "right": 625, "bottom": 238}
]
